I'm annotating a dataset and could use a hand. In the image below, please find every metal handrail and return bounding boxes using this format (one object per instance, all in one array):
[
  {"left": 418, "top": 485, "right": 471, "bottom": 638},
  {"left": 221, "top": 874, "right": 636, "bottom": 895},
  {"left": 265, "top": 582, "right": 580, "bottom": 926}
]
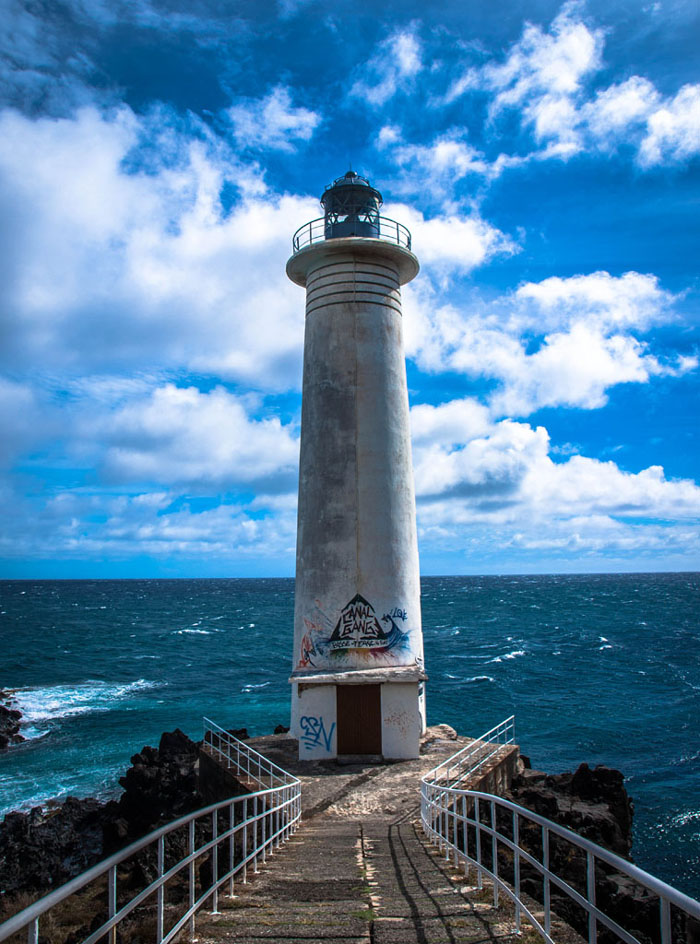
[
  {"left": 420, "top": 718, "right": 700, "bottom": 944},
  {"left": 425, "top": 715, "right": 515, "bottom": 788},
  {"left": 0, "top": 723, "right": 302, "bottom": 944},
  {"left": 202, "top": 718, "right": 299, "bottom": 790},
  {"left": 292, "top": 215, "right": 412, "bottom": 253}
]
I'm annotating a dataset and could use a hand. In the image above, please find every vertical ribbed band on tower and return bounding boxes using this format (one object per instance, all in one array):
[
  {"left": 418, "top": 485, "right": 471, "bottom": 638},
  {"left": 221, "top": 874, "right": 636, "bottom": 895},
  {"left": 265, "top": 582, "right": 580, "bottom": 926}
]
[{"left": 287, "top": 225, "right": 425, "bottom": 761}]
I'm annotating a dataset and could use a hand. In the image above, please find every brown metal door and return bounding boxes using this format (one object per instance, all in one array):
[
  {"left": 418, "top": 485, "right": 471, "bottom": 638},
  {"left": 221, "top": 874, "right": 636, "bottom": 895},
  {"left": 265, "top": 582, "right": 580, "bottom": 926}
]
[{"left": 336, "top": 684, "right": 382, "bottom": 755}]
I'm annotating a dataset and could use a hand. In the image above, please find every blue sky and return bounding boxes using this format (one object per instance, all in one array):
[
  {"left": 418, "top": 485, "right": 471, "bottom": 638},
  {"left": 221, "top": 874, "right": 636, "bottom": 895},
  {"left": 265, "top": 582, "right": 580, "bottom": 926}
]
[{"left": 0, "top": 0, "right": 698, "bottom": 578}]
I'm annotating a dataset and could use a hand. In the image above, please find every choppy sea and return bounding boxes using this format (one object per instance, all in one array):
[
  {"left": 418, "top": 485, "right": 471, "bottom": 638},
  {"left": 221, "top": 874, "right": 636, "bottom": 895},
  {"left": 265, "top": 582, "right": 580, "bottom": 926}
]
[{"left": 0, "top": 574, "right": 698, "bottom": 897}]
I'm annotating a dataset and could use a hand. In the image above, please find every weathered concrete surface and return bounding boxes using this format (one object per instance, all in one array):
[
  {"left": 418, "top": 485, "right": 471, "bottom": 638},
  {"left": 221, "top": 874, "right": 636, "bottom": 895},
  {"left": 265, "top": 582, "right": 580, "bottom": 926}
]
[
  {"left": 193, "top": 727, "right": 566, "bottom": 944},
  {"left": 288, "top": 233, "right": 426, "bottom": 760}
]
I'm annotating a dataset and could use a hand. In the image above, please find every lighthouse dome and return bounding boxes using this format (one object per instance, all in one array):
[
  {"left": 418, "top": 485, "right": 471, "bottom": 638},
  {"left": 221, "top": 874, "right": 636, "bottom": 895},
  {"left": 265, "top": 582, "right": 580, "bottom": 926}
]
[{"left": 321, "top": 170, "right": 383, "bottom": 240}]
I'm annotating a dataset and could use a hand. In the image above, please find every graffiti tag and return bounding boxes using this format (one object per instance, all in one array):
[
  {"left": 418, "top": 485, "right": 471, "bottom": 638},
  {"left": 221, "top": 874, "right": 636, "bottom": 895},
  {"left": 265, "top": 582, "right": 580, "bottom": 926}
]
[
  {"left": 300, "top": 715, "right": 336, "bottom": 752},
  {"left": 329, "top": 594, "right": 388, "bottom": 650},
  {"left": 383, "top": 607, "right": 407, "bottom": 622}
]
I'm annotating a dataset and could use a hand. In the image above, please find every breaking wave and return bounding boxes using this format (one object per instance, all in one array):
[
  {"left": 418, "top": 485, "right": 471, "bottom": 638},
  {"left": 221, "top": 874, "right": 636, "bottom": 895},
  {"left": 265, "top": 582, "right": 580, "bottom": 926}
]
[{"left": 10, "top": 679, "right": 160, "bottom": 728}]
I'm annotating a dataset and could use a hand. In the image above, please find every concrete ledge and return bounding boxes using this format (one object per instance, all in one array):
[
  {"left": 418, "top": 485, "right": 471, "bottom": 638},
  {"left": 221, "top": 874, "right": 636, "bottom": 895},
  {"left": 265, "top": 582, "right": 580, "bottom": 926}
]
[
  {"left": 290, "top": 665, "right": 428, "bottom": 685},
  {"left": 287, "top": 237, "right": 420, "bottom": 287}
]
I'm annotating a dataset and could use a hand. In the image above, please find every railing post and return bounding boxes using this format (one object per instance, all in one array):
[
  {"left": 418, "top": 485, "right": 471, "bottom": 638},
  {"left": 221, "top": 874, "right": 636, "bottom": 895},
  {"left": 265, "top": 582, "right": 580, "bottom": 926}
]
[
  {"left": 491, "top": 799, "right": 499, "bottom": 907},
  {"left": 188, "top": 819, "right": 196, "bottom": 940},
  {"left": 243, "top": 796, "right": 248, "bottom": 883},
  {"left": 660, "top": 897, "right": 672, "bottom": 944},
  {"left": 253, "top": 795, "right": 259, "bottom": 873},
  {"left": 27, "top": 918, "right": 38, "bottom": 944},
  {"left": 229, "top": 802, "right": 235, "bottom": 897},
  {"left": 543, "top": 826, "right": 551, "bottom": 937},
  {"left": 108, "top": 864, "right": 117, "bottom": 944},
  {"left": 443, "top": 792, "right": 449, "bottom": 860},
  {"left": 453, "top": 795, "right": 459, "bottom": 866},
  {"left": 587, "top": 850, "right": 597, "bottom": 944},
  {"left": 262, "top": 796, "right": 267, "bottom": 863},
  {"left": 475, "top": 797, "right": 483, "bottom": 889},
  {"left": 514, "top": 812, "right": 521, "bottom": 932},
  {"left": 157, "top": 834, "right": 165, "bottom": 942},
  {"left": 461, "top": 794, "right": 469, "bottom": 877},
  {"left": 211, "top": 810, "right": 220, "bottom": 914}
]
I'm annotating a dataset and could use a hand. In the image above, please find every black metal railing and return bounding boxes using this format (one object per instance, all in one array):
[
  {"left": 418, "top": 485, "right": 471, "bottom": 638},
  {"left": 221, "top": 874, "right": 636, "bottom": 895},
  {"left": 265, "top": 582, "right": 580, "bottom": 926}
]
[{"left": 292, "top": 215, "right": 411, "bottom": 253}]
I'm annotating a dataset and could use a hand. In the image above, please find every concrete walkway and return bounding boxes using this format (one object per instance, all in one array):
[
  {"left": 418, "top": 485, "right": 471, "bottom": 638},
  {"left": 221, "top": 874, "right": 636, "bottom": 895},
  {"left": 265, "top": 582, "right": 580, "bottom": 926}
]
[
  {"left": 194, "top": 727, "right": 527, "bottom": 944},
  {"left": 196, "top": 810, "right": 520, "bottom": 944}
]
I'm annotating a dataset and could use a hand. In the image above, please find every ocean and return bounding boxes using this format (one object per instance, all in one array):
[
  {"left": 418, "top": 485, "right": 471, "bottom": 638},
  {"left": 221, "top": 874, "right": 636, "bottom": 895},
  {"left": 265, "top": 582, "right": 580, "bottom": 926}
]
[{"left": 0, "top": 574, "right": 698, "bottom": 897}]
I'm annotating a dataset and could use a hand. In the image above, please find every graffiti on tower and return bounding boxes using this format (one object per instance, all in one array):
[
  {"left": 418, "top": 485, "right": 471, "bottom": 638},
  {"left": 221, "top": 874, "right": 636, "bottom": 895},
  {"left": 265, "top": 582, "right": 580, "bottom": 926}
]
[
  {"left": 329, "top": 594, "right": 388, "bottom": 650},
  {"left": 297, "top": 594, "right": 413, "bottom": 668}
]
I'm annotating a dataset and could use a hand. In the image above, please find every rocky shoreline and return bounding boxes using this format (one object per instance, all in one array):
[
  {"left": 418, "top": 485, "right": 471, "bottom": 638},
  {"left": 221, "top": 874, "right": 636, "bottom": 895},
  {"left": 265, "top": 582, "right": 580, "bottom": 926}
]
[
  {"left": 0, "top": 691, "right": 24, "bottom": 751},
  {"left": 0, "top": 719, "right": 672, "bottom": 943}
]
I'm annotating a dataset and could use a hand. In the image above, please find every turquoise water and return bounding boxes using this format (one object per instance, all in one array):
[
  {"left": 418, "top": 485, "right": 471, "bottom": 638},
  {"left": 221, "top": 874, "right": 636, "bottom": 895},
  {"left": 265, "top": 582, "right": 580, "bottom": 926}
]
[{"left": 0, "top": 574, "right": 698, "bottom": 896}]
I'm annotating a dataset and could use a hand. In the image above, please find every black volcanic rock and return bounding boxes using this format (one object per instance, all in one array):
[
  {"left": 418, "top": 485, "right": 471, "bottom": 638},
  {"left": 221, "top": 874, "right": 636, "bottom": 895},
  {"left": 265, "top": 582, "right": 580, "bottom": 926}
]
[
  {"left": 505, "top": 762, "right": 668, "bottom": 944},
  {"left": 0, "top": 797, "right": 119, "bottom": 895},
  {"left": 0, "top": 691, "right": 24, "bottom": 751},
  {"left": 0, "top": 729, "right": 207, "bottom": 902},
  {"left": 104, "top": 728, "right": 203, "bottom": 850}
]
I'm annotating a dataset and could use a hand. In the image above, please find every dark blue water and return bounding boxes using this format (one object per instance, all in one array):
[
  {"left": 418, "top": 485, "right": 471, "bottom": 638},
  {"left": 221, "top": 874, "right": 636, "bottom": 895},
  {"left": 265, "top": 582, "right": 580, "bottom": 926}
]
[{"left": 0, "top": 575, "right": 698, "bottom": 897}]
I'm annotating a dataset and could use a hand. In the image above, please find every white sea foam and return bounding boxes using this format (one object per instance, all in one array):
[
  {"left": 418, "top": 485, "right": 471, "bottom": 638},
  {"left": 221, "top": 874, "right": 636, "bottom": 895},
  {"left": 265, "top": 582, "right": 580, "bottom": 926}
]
[
  {"left": 175, "top": 629, "right": 212, "bottom": 635},
  {"left": 10, "top": 679, "right": 160, "bottom": 724},
  {"left": 467, "top": 675, "right": 495, "bottom": 683},
  {"left": 671, "top": 810, "right": 700, "bottom": 828},
  {"left": 241, "top": 682, "right": 270, "bottom": 693},
  {"left": 488, "top": 649, "right": 526, "bottom": 663}
]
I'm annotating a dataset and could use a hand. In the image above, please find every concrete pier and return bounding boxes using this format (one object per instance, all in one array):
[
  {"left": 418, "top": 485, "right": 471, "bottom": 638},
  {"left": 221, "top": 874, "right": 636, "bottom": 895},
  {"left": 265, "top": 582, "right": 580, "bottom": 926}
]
[{"left": 192, "top": 729, "right": 574, "bottom": 944}]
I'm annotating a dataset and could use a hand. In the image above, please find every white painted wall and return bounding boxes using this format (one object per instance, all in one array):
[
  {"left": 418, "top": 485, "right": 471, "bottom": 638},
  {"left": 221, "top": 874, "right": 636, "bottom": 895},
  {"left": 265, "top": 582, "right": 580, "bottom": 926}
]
[
  {"left": 381, "top": 682, "right": 422, "bottom": 759},
  {"left": 294, "top": 684, "right": 337, "bottom": 760}
]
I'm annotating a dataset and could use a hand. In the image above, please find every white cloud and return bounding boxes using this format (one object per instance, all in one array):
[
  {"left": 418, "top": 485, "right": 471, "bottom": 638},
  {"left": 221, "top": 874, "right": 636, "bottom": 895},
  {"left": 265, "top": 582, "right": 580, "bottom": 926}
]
[
  {"left": 475, "top": 2, "right": 604, "bottom": 155},
  {"left": 406, "top": 271, "right": 695, "bottom": 417},
  {"left": 411, "top": 398, "right": 492, "bottom": 446},
  {"left": 95, "top": 383, "right": 299, "bottom": 488},
  {"left": 389, "top": 202, "right": 517, "bottom": 278},
  {"left": 410, "top": 402, "right": 700, "bottom": 563},
  {"left": 350, "top": 25, "right": 423, "bottom": 107},
  {"left": 440, "top": 5, "right": 700, "bottom": 170},
  {"left": 0, "top": 487, "right": 297, "bottom": 563},
  {"left": 484, "top": 4, "right": 603, "bottom": 108},
  {"left": 638, "top": 84, "right": 700, "bottom": 167},
  {"left": 227, "top": 86, "right": 320, "bottom": 152},
  {"left": 513, "top": 271, "right": 674, "bottom": 332},
  {"left": 0, "top": 105, "right": 319, "bottom": 389},
  {"left": 583, "top": 77, "right": 659, "bottom": 144}
]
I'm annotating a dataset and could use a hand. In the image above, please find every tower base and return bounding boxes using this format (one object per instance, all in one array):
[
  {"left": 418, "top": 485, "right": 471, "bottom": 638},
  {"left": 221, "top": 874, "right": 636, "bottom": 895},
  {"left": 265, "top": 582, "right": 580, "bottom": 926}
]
[{"left": 290, "top": 667, "right": 427, "bottom": 761}]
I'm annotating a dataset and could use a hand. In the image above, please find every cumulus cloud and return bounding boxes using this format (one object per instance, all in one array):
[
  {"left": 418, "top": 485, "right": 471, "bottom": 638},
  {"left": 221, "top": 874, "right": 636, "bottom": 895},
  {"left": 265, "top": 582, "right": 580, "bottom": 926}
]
[
  {"left": 455, "top": 2, "right": 604, "bottom": 156},
  {"left": 95, "top": 383, "right": 299, "bottom": 489},
  {"left": 405, "top": 270, "right": 696, "bottom": 417},
  {"left": 638, "top": 84, "right": 700, "bottom": 167},
  {"left": 226, "top": 86, "right": 320, "bottom": 152},
  {"left": 350, "top": 25, "right": 423, "bottom": 106},
  {"left": 388, "top": 202, "right": 517, "bottom": 278},
  {"left": 0, "top": 105, "right": 319, "bottom": 389},
  {"left": 0, "top": 486, "right": 297, "bottom": 563},
  {"left": 410, "top": 402, "right": 700, "bottom": 564}
]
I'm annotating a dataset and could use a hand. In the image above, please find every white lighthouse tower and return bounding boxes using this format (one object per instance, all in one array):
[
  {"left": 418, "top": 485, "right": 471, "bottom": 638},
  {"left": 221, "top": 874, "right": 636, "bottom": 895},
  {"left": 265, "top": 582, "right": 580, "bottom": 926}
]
[{"left": 287, "top": 171, "right": 426, "bottom": 761}]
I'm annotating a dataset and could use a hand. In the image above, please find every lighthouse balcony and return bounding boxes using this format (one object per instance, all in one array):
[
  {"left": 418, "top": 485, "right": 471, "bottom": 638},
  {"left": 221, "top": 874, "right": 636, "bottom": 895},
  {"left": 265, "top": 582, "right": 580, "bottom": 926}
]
[{"left": 292, "top": 214, "right": 412, "bottom": 253}]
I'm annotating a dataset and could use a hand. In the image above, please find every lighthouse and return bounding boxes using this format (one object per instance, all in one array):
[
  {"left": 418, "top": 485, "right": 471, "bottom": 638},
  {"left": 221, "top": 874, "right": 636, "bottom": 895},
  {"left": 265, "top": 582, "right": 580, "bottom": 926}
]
[{"left": 287, "top": 171, "right": 426, "bottom": 761}]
